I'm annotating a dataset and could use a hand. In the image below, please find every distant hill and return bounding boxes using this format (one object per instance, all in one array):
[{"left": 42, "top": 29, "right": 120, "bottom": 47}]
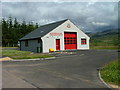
[{"left": 87, "top": 29, "right": 119, "bottom": 46}]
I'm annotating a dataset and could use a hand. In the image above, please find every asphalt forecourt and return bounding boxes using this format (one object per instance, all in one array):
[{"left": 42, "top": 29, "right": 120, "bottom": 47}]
[{"left": 2, "top": 50, "right": 118, "bottom": 89}]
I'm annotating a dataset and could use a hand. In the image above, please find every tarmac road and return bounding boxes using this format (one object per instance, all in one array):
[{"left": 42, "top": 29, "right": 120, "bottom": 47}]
[{"left": 2, "top": 50, "right": 119, "bottom": 88}]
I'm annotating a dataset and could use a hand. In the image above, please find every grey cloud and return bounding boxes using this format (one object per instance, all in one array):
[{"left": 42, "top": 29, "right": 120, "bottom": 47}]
[{"left": 2, "top": 2, "right": 118, "bottom": 32}]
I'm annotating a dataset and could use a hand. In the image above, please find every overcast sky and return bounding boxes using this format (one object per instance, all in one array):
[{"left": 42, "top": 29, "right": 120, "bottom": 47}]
[{"left": 2, "top": 1, "right": 118, "bottom": 32}]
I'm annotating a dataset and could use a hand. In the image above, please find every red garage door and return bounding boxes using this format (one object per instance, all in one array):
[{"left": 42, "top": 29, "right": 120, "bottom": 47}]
[{"left": 64, "top": 32, "right": 77, "bottom": 50}]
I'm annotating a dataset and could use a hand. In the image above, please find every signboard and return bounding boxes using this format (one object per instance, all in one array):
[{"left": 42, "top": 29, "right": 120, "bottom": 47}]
[
  {"left": 67, "top": 23, "right": 71, "bottom": 28},
  {"left": 50, "top": 32, "right": 63, "bottom": 36}
]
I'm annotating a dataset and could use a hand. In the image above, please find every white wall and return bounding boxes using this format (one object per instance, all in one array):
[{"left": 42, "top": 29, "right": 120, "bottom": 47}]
[{"left": 42, "top": 20, "right": 90, "bottom": 53}]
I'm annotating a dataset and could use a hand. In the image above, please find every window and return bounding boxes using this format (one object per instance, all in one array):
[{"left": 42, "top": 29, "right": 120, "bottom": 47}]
[
  {"left": 64, "top": 37, "right": 77, "bottom": 44},
  {"left": 25, "top": 40, "right": 28, "bottom": 47},
  {"left": 81, "top": 39, "right": 86, "bottom": 45}
]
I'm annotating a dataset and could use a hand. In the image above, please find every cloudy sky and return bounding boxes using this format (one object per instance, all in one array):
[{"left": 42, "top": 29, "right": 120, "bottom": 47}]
[{"left": 2, "top": 1, "right": 118, "bottom": 32}]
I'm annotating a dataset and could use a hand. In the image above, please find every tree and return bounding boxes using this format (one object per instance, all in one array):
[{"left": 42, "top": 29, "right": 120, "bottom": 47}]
[
  {"left": 2, "top": 18, "right": 9, "bottom": 46},
  {"left": 35, "top": 23, "right": 39, "bottom": 28},
  {"left": 2, "top": 16, "right": 40, "bottom": 47},
  {"left": 27, "top": 21, "right": 36, "bottom": 33},
  {"left": 14, "top": 18, "right": 19, "bottom": 28},
  {"left": 20, "top": 19, "right": 27, "bottom": 35},
  {"left": 8, "top": 16, "right": 13, "bottom": 29},
  {"left": 2, "top": 18, "right": 8, "bottom": 29}
]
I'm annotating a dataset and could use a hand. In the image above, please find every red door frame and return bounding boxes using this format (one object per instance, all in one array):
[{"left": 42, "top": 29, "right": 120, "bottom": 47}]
[{"left": 56, "top": 39, "right": 60, "bottom": 50}]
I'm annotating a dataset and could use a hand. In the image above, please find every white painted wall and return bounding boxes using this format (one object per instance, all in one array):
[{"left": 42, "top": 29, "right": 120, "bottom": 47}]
[{"left": 41, "top": 20, "right": 90, "bottom": 53}]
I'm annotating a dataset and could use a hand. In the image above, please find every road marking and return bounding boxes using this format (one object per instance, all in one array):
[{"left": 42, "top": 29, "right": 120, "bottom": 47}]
[{"left": 11, "top": 57, "right": 56, "bottom": 62}]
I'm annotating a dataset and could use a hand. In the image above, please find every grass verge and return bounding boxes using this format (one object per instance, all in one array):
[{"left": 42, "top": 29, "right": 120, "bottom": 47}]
[
  {"left": 100, "top": 59, "right": 120, "bottom": 85},
  {"left": 2, "top": 49, "right": 53, "bottom": 59}
]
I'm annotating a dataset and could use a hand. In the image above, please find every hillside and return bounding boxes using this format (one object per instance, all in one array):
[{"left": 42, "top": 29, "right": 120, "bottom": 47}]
[{"left": 88, "top": 29, "right": 119, "bottom": 47}]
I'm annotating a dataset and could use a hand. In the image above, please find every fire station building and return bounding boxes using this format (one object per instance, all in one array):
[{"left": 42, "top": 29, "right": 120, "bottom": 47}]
[{"left": 19, "top": 19, "right": 90, "bottom": 53}]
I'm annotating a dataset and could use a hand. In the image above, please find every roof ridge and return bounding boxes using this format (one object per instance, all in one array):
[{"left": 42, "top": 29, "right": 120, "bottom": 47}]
[{"left": 40, "top": 19, "right": 68, "bottom": 27}]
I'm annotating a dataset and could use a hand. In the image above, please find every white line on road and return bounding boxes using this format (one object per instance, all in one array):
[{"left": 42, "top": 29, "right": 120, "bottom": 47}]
[{"left": 11, "top": 57, "right": 56, "bottom": 62}]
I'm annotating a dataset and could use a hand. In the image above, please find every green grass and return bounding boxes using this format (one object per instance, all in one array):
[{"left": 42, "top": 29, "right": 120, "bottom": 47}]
[
  {"left": 2, "top": 49, "right": 52, "bottom": 59},
  {"left": 90, "top": 46, "right": 120, "bottom": 50},
  {"left": 90, "top": 34, "right": 119, "bottom": 46},
  {"left": 100, "top": 59, "right": 120, "bottom": 85},
  {"left": 90, "top": 33, "right": 120, "bottom": 50}
]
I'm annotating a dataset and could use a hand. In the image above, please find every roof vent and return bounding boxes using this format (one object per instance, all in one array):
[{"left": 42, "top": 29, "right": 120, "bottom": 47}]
[{"left": 41, "top": 31, "right": 44, "bottom": 33}]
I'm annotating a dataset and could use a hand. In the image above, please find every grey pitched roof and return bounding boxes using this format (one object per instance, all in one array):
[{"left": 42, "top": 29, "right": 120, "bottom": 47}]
[{"left": 19, "top": 19, "right": 68, "bottom": 40}]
